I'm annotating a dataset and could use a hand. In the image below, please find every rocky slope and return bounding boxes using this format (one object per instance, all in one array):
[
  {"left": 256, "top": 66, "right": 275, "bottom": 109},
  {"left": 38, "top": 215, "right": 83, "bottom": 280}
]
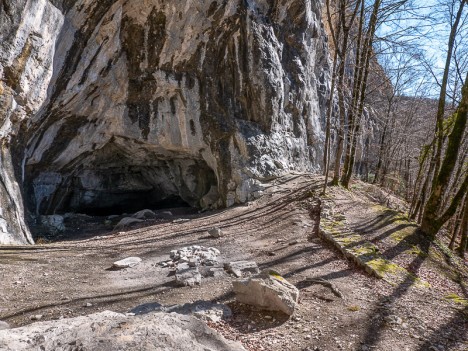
[{"left": 0, "top": 0, "right": 331, "bottom": 244}]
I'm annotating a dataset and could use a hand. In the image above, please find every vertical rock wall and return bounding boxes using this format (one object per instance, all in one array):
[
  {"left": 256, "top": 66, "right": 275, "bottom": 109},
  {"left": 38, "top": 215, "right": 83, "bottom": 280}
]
[{"left": 0, "top": 0, "right": 331, "bottom": 244}]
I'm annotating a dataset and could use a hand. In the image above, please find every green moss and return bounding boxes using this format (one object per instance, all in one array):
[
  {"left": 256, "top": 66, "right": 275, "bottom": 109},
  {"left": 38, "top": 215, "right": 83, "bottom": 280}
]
[
  {"left": 269, "top": 271, "right": 285, "bottom": 281},
  {"left": 405, "top": 245, "right": 428, "bottom": 257},
  {"left": 445, "top": 293, "right": 468, "bottom": 306},
  {"left": 350, "top": 243, "right": 379, "bottom": 258},
  {"left": 367, "top": 258, "right": 405, "bottom": 276},
  {"left": 348, "top": 305, "right": 360, "bottom": 311},
  {"left": 390, "top": 227, "right": 417, "bottom": 243}
]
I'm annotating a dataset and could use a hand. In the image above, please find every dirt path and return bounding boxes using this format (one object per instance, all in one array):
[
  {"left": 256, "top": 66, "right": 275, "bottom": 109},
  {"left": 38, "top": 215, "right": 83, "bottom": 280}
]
[{"left": 0, "top": 175, "right": 466, "bottom": 351}]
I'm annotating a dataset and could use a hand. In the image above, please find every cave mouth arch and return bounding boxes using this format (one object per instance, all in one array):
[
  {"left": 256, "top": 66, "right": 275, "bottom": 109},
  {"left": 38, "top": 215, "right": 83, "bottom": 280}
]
[{"left": 32, "top": 158, "right": 219, "bottom": 218}]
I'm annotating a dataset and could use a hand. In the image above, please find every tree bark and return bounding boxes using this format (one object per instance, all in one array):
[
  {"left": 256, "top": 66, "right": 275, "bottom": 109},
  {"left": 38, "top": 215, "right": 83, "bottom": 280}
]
[{"left": 421, "top": 72, "right": 468, "bottom": 237}]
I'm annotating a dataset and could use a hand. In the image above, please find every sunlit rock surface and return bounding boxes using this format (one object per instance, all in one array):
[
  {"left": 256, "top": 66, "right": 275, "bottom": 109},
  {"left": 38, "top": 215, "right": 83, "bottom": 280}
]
[{"left": 0, "top": 0, "right": 330, "bottom": 244}]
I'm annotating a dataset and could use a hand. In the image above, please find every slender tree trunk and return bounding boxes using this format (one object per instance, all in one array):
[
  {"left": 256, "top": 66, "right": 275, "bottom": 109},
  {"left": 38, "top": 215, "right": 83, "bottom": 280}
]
[
  {"left": 323, "top": 50, "right": 339, "bottom": 194},
  {"left": 458, "top": 195, "right": 468, "bottom": 258},
  {"left": 331, "top": 0, "right": 361, "bottom": 186},
  {"left": 374, "top": 118, "right": 389, "bottom": 184},
  {"left": 449, "top": 203, "right": 464, "bottom": 250},
  {"left": 341, "top": 0, "right": 381, "bottom": 188},
  {"left": 332, "top": 58, "right": 347, "bottom": 186}
]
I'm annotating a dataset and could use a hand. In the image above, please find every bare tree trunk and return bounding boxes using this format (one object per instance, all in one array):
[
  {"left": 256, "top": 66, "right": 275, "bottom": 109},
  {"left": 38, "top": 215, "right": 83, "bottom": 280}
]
[
  {"left": 458, "top": 195, "right": 468, "bottom": 258},
  {"left": 331, "top": 0, "right": 361, "bottom": 186},
  {"left": 449, "top": 202, "right": 464, "bottom": 250},
  {"left": 341, "top": 0, "right": 382, "bottom": 188}
]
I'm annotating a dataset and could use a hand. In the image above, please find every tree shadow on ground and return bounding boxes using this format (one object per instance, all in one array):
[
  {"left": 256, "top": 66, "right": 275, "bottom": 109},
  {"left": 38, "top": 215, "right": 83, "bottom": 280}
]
[{"left": 358, "top": 229, "right": 464, "bottom": 349}]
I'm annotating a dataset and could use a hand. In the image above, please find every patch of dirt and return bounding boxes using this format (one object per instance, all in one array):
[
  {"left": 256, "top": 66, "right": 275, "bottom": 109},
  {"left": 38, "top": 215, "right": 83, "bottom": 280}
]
[{"left": 0, "top": 175, "right": 466, "bottom": 351}]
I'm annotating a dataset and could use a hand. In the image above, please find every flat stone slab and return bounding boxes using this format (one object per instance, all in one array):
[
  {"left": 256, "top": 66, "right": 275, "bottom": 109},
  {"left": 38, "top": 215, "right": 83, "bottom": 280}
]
[
  {"left": 224, "top": 261, "right": 260, "bottom": 278},
  {"left": 130, "top": 300, "right": 232, "bottom": 323},
  {"left": 112, "top": 257, "right": 142, "bottom": 269}
]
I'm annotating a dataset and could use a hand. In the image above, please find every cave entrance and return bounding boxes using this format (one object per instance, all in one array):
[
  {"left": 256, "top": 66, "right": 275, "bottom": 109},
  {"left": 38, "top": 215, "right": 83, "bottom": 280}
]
[
  {"left": 34, "top": 158, "right": 218, "bottom": 217},
  {"left": 69, "top": 192, "right": 191, "bottom": 217}
]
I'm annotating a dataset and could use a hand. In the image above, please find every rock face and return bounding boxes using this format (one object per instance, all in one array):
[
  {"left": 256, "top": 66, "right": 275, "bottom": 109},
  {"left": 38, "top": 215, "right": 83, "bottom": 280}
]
[
  {"left": 0, "top": 0, "right": 331, "bottom": 244},
  {"left": 232, "top": 270, "right": 300, "bottom": 315},
  {"left": 0, "top": 311, "right": 245, "bottom": 351}
]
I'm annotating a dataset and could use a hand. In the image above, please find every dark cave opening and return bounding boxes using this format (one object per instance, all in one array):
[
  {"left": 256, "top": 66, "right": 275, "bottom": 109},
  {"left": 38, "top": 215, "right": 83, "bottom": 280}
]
[
  {"left": 32, "top": 158, "right": 219, "bottom": 218},
  {"left": 68, "top": 192, "right": 191, "bottom": 217}
]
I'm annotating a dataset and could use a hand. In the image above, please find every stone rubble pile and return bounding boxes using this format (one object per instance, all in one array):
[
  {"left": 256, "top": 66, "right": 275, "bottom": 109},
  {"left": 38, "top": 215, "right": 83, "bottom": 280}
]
[
  {"left": 169, "top": 246, "right": 220, "bottom": 267},
  {"left": 162, "top": 246, "right": 264, "bottom": 287},
  {"left": 162, "top": 246, "right": 221, "bottom": 287}
]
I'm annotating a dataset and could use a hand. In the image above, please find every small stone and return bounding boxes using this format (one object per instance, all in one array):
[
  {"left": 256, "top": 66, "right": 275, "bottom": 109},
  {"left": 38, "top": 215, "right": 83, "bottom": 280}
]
[
  {"left": 85, "top": 303, "right": 93, "bottom": 307},
  {"left": 204, "top": 267, "right": 225, "bottom": 278},
  {"left": 0, "top": 321, "right": 10, "bottom": 330},
  {"left": 173, "top": 218, "right": 190, "bottom": 224},
  {"left": 188, "top": 257, "right": 200, "bottom": 267},
  {"left": 385, "top": 315, "right": 402, "bottom": 325},
  {"left": 31, "top": 315, "right": 43, "bottom": 321},
  {"left": 113, "top": 217, "right": 143, "bottom": 230},
  {"left": 208, "top": 227, "right": 223, "bottom": 238},
  {"left": 112, "top": 257, "right": 142, "bottom": 269},
  {"left": 304, "top": 335, "right": 311, "bottom": 340},
  {"left": 132, "top": 209, "right": 157, "bottom": 220}
]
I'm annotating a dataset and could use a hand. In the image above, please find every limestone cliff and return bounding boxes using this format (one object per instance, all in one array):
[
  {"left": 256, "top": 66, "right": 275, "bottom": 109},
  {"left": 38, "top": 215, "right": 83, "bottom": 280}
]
[{"left": 0, "top": 0, "right": 331, "bottom": 244}]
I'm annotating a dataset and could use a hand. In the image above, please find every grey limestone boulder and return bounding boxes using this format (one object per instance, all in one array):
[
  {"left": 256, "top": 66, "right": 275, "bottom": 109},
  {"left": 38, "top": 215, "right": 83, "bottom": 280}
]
[
  {"left": 112, "top": 257, "right": 142, "bottom": 269},
  {"left": 0, "top": 311, "right": 245, "bottom": 351},
  {"left": 232, "top": 270, "right": 299, "bottom": 315}
]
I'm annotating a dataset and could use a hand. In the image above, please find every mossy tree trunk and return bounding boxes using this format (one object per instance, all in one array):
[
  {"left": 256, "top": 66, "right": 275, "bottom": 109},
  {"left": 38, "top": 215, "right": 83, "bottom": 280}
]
[{"left": 420, "top": 72, "right": 468, "bottom": 237}]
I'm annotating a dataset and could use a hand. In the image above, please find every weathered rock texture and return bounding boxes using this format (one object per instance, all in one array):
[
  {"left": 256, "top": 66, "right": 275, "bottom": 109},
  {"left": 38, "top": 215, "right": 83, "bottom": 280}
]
[
  {"left": 0, "top": 0, "right": 330, "bottom": 243},
  {"left": 0, "top": 310, "right": 246, "bottom": 351}
]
